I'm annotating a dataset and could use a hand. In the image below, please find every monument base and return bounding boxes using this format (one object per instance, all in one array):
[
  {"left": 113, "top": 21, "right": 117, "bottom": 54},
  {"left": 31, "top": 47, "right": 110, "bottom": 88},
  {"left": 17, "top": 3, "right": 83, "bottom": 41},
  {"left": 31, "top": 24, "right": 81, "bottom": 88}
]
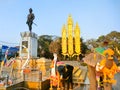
[{"left": 20, "top": 31, "right": 38, "bottom": 58}]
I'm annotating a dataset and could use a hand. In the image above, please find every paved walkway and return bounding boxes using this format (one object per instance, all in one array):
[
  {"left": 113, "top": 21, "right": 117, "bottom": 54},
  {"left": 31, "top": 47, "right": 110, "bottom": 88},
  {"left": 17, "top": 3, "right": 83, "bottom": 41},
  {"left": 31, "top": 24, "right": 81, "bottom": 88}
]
[
  {"left": 112, "top": 72, "right": 120, "bottom": 90},
  {"left": 73, "top": 75, "right": 89, "bottom": 90}
]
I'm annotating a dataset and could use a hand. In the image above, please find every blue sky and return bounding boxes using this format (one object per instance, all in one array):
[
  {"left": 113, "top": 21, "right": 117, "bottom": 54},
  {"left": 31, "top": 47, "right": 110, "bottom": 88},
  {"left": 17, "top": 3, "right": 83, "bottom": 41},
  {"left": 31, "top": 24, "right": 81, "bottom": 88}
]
[{"left": 0, "top": 0, "right": 120, "bottom": 46}]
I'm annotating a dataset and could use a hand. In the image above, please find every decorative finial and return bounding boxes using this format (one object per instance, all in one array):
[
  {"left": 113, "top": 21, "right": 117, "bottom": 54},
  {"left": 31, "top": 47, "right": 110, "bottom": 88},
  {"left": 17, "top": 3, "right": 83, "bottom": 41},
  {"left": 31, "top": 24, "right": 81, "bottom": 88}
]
[{"left": 68, "top": 14, "right": 73, "bottom": 25}]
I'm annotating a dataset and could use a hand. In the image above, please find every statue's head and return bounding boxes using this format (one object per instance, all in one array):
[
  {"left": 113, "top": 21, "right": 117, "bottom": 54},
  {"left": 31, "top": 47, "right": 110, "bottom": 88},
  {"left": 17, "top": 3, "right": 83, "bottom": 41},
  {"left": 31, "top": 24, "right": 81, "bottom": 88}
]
[{"left": 29, "top": 8, "right": 33, "bottom": 13}]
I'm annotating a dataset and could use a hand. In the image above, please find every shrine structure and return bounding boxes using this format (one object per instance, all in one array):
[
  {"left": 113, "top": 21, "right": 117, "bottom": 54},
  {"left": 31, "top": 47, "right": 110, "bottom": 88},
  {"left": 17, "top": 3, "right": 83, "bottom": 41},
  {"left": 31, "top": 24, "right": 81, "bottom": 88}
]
[{"left": 62, "top": 15, "right": 81, "bottom": 58}]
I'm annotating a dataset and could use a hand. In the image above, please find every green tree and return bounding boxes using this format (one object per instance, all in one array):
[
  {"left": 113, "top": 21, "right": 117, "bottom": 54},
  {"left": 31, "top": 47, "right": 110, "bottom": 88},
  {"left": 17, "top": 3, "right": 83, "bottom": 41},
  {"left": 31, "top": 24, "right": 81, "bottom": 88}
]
[
  {"left": 106, "top": 31, "right": 120, "bottom": 56},
  {"left": 80, "top": 38, "right": 89, "bottom": 60},
  {"left": 38, "top": 35, "right": 53, "bottom": 58},
  {"left": 85, "top": 38, "right": 99, "bottom": 49},
  {"left": 88, "top": 31, "right": 120, "bottom": 56}
]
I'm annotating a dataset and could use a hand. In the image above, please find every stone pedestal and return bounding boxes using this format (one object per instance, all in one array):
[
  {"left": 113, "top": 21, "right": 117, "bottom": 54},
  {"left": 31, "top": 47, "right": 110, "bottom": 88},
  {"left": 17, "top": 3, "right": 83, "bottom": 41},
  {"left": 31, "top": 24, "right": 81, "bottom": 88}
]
[{"left": 19, "top": 31, "right": 38, "bottom": 58}]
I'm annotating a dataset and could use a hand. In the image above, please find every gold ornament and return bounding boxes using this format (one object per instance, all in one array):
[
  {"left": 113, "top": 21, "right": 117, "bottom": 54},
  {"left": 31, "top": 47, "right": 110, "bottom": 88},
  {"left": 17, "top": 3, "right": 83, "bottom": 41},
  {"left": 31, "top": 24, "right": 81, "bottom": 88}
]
[
  {"left": 61, "top": 15, "right": 81, "bottom": 58},
  {"left": 62, "top": 25, "right": 67, "bottom": 55}
]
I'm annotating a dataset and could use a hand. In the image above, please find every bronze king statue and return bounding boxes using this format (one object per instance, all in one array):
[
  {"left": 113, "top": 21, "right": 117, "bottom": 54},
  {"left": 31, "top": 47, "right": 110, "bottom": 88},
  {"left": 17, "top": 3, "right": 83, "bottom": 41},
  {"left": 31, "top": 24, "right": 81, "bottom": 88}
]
[{"left": 26, "top": 8, "right": 35, "bottom": 32}]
